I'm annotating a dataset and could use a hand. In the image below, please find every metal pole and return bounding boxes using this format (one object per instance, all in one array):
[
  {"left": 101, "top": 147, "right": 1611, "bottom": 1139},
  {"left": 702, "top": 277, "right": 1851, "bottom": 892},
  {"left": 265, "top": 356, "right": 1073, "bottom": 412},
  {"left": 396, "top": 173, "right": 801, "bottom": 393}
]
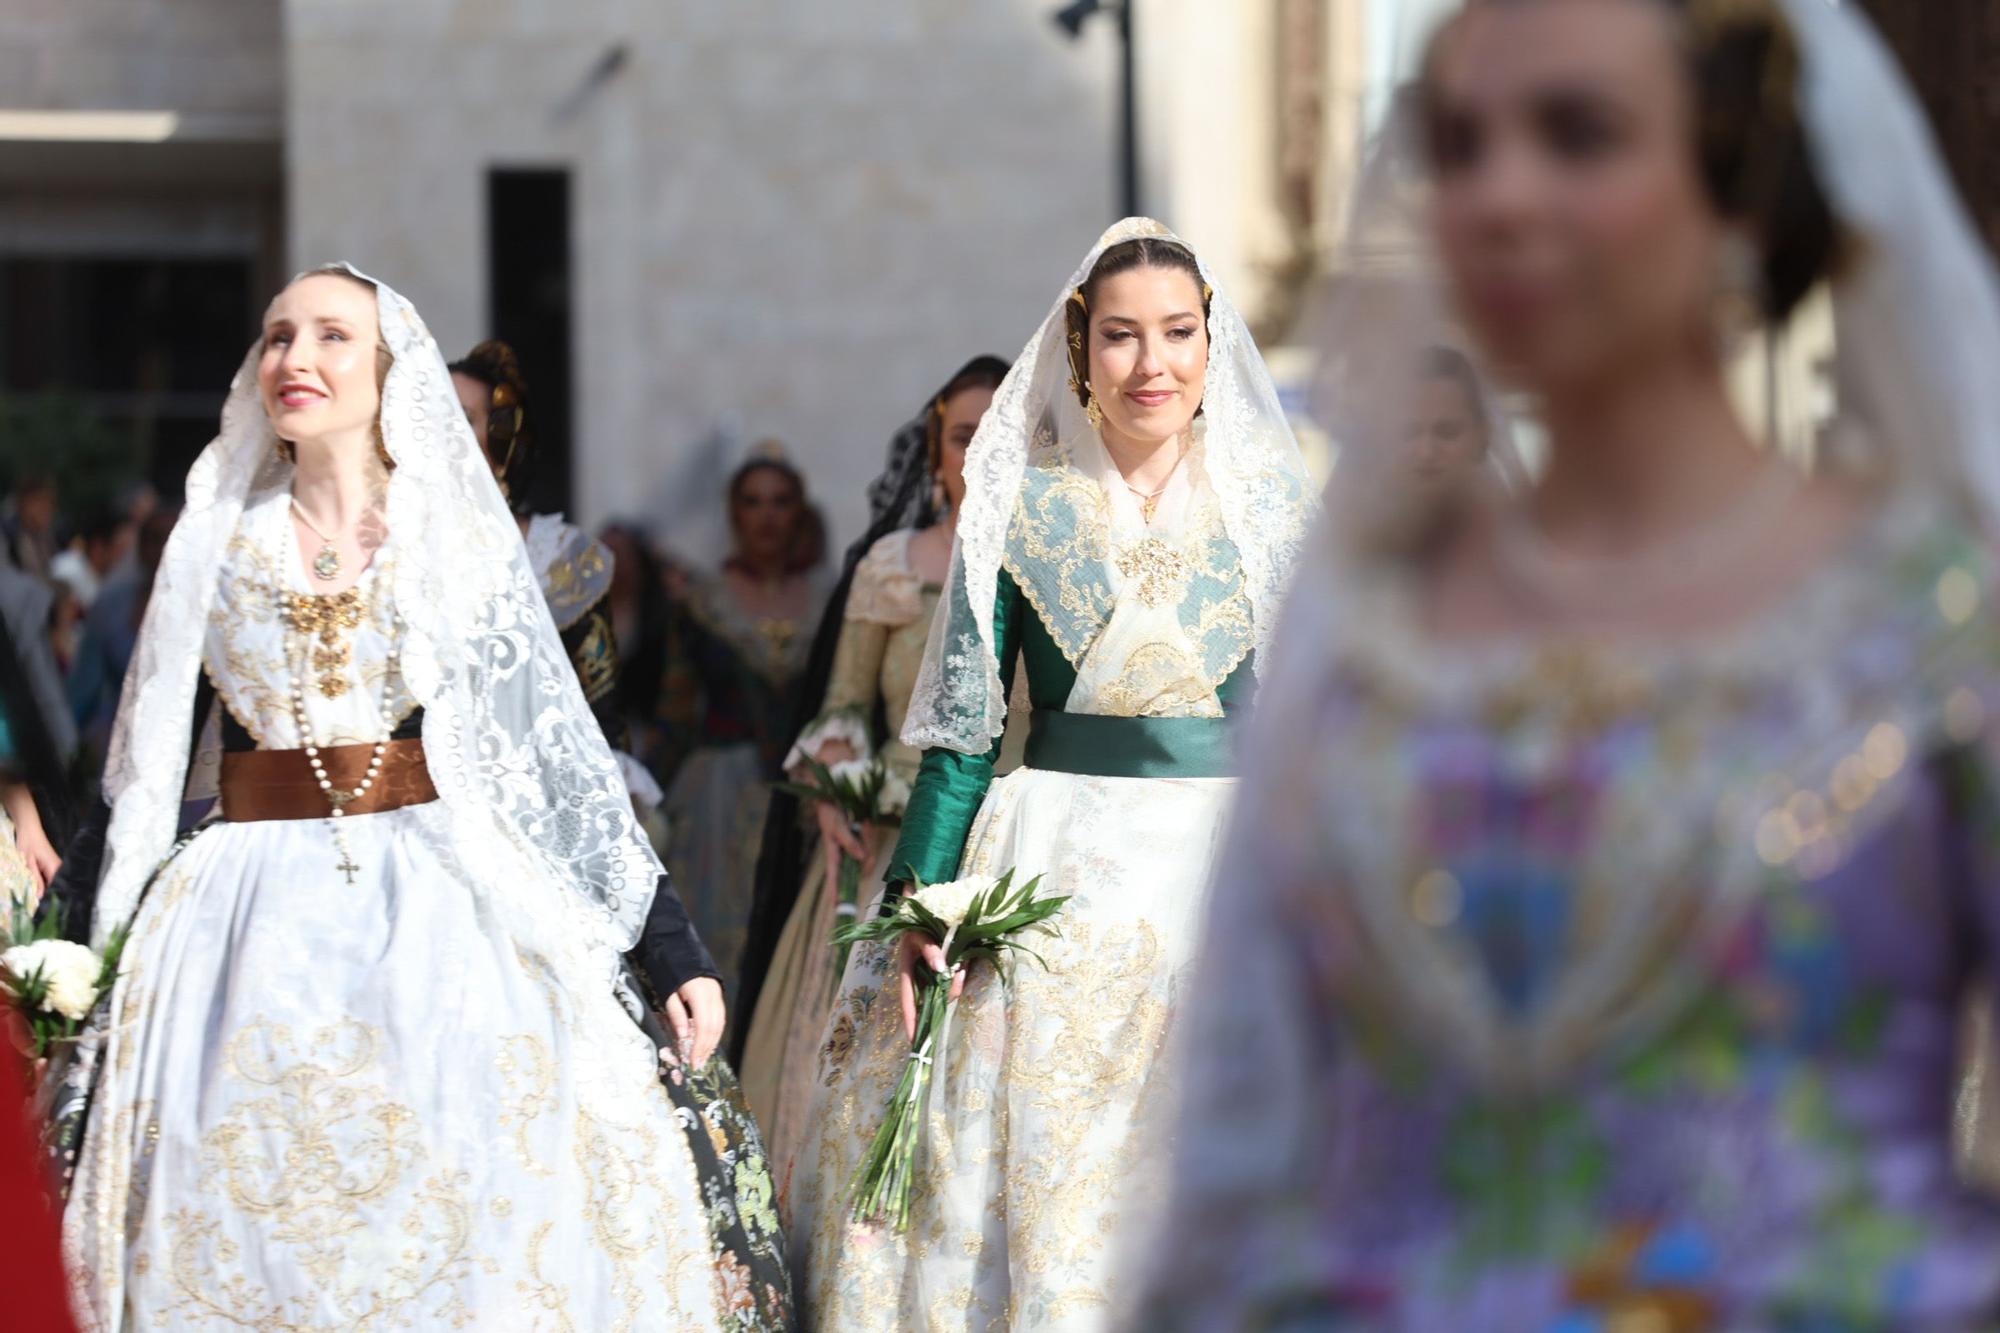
[{"left": 1119, "top": 1, "right": 1139, "bottom": 218}]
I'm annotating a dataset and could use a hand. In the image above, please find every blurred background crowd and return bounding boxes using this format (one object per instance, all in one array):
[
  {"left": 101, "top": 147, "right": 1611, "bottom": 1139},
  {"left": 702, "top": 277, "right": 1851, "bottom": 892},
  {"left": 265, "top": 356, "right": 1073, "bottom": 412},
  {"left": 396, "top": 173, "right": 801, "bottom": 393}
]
[{"left": 0, "top": 0, "right": 1986, "bottom": 1026}]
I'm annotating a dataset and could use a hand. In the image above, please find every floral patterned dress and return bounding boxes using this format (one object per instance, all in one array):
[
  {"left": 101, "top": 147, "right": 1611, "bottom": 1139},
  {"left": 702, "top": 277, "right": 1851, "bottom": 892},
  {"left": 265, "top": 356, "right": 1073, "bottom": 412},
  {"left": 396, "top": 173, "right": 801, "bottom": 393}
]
[
  {"left": 1133, "top": 489, "right": 2000, "bottom": 1331},
  {"left": 739, "top": 529, "right": 939, "bottom": 1194}
]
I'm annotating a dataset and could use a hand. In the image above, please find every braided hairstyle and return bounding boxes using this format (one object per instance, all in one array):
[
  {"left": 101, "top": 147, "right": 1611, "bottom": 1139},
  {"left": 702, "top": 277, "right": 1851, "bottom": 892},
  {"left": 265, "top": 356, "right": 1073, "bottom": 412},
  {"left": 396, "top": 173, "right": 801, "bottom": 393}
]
[{"left": 447, "top": 340, "right": 532, "bottom": 513}]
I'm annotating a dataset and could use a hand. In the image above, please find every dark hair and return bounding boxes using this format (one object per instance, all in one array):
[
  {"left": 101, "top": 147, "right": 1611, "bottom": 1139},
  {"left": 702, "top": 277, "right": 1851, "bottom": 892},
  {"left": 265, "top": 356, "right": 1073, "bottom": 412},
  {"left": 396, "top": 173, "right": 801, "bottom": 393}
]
[
  {"left": 137, "top": 505, "right": 179, "bottom": 573},
  {"left": 726, "top": 452, "right": 823, "bottom": 574},
  {"left": 790, "top": 503, "right": 827, "bottom": 574},
  {"left": 926, "top": 355, "right": 1011, "bottom": 472},
  {"left": 75, "top": 505, "right": 127, "bottom": 548},
  {"left": 1422, "top": 345, "right": 1485, "bottom": 410},
  {"left": 1063, "top": 237, "right": 1211, "bottom": 409},
  {"left": 1674, "top": 0, "right": 1842, "bottom": 322},
  {"left": 448, "top": 340, "right": 532, "bottom": 512},
  {"left": 1424, "top": 0, "right": 1844, "bottom": 324},
  {"left": 728, "top": 454, "right": 806, "bottom": 507}
]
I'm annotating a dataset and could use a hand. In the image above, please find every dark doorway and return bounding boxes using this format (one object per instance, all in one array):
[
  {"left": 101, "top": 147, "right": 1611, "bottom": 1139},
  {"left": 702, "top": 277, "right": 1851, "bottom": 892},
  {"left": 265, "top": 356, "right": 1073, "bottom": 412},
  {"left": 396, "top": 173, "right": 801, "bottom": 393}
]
[
  {"left": 487, "top": 169, "right": 574, "bottom": 516},
  {"left": 0, "top": 255, "right": 253, "bottom": 504}
]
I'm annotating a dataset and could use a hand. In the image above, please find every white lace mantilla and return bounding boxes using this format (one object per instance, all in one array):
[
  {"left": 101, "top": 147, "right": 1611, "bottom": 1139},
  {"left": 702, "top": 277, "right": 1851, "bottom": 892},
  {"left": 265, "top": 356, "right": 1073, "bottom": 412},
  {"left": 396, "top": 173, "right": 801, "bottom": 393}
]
[{"left": 903, "top": 217, "right": 1317, "bottom": 755}]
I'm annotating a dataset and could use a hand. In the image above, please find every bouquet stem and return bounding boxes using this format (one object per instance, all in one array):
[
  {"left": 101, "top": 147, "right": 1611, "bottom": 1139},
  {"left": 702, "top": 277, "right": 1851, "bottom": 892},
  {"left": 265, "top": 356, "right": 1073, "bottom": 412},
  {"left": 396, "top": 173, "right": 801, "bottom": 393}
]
[
  {"left": 831, "top": 868, "right": 1068, "bottom": 1233},
  {"left": 849, "top": 974, "right": 952, "bottom": 1228},
  {"left": 829, "top": 846, "right": 864, "bottom": 992}
]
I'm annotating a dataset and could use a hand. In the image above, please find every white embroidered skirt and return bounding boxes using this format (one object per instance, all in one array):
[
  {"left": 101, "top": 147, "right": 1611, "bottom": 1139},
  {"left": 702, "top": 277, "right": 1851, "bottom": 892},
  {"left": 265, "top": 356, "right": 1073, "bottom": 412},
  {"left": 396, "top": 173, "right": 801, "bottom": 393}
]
[
  {"left": 64, "top": 802, "right": 726, "bottom": 1332},
  {"left": 792, "top": 765, "right": 1233, "bottom": 1332}
]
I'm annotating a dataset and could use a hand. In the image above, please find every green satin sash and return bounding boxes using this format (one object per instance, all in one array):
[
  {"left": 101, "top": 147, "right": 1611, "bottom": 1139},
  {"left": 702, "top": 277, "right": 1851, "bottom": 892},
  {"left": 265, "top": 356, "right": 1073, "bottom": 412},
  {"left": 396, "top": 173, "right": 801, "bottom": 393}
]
[{"left": 1023, "top": 709, "right": 1237, "bottom": 780}]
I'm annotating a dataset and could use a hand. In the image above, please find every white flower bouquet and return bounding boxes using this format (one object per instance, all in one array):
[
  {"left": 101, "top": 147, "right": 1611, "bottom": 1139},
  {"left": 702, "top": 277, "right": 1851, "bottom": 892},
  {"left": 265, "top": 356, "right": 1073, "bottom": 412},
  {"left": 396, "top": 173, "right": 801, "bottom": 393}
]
[
  {"left": 3, "top": 902, "right": 125, "bottom": 1066},
  {"left": 831, "top": 868, "right": 1068, "bottom": 1230},
  {"left": 777, "top": 733, "right": 913, "bottom": 977}
]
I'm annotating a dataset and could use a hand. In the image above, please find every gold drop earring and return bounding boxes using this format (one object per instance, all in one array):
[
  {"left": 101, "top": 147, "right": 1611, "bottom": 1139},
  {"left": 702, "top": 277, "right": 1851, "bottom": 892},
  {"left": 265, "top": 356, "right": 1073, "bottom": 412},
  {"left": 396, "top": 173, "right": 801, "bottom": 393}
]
[{"left": 1084, "top": 388, "right": 1105, "bottom": 430}]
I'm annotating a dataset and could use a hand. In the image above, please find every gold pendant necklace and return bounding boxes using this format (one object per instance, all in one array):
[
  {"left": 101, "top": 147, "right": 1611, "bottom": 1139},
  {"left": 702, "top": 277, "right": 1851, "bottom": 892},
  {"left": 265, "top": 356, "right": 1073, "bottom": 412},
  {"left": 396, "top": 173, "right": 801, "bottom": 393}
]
[
  {"left": 290, "top": 498, "right": 343, "bottom": 581},
  {"left": 1127, "top": 482, "right": 1170, "bottom": 525}
]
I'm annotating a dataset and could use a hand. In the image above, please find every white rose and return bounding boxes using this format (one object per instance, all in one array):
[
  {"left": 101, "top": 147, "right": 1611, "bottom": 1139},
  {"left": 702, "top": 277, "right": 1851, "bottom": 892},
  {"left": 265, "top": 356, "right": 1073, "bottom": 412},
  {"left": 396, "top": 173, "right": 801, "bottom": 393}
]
[
  {"left": 908, "top": 876, "right": 997, "bottom": 934},
  {"left": 877, "top": 770, "right": 913, "bottom": 817},
  {"left": 2, "top": 939, "right": 105, "bottom": 1021},
  {"left": 828, "top": 759, "right": 875, "bottom": 790}
]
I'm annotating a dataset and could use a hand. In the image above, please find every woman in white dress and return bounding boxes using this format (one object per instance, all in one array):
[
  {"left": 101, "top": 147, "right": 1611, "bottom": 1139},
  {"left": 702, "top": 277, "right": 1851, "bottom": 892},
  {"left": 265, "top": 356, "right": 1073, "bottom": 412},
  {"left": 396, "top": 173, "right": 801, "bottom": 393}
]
[
  {"left": 49, "top": 267, "right": 789, "bottom": 1330},
  {"left": 791, "top": 219, "right": 1315, "bottom": 1330}
]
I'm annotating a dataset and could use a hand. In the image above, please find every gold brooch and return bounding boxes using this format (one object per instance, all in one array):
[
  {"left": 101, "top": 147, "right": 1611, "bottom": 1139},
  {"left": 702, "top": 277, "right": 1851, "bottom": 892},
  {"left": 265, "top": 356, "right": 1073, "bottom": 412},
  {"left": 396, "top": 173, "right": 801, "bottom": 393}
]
[
  {"left": 1115, "top": 538, "right": 1194, "bottom": 608},
  {"left": 283, "top": 588, "right": 366, "bottom": 698}
]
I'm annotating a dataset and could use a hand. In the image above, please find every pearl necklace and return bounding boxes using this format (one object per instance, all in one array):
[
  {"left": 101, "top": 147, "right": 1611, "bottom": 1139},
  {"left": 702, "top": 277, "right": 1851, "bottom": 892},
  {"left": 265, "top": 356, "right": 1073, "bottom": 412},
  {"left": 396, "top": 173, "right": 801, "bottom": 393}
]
[{"left": 281, "top": 584, "right": 401, "bottom": 883}]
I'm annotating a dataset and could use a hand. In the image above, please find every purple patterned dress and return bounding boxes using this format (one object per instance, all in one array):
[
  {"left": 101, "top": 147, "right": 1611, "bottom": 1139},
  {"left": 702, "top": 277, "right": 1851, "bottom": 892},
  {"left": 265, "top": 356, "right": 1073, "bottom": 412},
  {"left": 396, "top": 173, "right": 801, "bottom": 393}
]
[{"left": 1136, "top": 492, "right": 2000, "bottom": 1332}]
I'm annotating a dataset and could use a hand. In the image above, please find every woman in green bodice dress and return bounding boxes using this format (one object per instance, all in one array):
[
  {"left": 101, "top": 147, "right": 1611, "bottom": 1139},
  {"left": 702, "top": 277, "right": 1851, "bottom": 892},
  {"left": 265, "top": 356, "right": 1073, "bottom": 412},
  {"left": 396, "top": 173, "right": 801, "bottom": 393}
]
[
  {"left": 738, "top": 356, "right": 1009, "bottom": 1195},
  {"left": 790, "top": 220, "right": 1315, "bottom": 1330}
]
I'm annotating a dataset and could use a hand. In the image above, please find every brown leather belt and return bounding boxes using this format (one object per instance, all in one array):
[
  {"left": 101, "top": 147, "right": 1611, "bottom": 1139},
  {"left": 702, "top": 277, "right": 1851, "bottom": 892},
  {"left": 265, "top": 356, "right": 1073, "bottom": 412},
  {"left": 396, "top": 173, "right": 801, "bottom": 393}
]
[{"left": 219, "top": 738, "right": 438, "bottom": 823}]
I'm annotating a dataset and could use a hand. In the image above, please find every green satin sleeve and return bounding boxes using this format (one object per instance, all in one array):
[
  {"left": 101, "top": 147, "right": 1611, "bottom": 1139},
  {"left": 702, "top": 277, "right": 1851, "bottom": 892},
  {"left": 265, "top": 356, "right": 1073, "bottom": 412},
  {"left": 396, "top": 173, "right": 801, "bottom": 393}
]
[
  {"left": 883, "top": 570, "right": 1253, "bottom": 889},
  {"left": 885, "top": 572, "right": 1031, "bottom": 890}
]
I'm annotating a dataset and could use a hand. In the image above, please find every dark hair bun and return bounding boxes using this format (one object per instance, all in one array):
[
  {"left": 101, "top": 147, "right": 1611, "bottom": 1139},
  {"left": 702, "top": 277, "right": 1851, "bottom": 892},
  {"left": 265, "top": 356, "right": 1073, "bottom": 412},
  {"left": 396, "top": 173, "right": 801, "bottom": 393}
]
[{"left": 1679, "top": 0, "right": 1847, "bottom": 322}]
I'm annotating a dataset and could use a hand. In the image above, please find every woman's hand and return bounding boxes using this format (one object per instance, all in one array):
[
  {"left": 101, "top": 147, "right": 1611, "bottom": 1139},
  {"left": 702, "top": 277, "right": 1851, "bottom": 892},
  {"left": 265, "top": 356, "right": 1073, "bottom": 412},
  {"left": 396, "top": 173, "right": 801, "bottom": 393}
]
[
  {"left": 662, "top": 976, "right": 726, "bottom": 1068},
  {"left": 896, "top": 930, "right": 964, "bottom": 1043},
  {"left": 15, "top": 824, "right": 59, "bottom": 895},
  {"left": 803, "top": 736, "right": 872, "bottom": 890},
  {"left": 815, "top": 801, "right": 873, "bottom": 893},
  {"left": 1, "top": 781, "right": 56, "bottom": 908}
]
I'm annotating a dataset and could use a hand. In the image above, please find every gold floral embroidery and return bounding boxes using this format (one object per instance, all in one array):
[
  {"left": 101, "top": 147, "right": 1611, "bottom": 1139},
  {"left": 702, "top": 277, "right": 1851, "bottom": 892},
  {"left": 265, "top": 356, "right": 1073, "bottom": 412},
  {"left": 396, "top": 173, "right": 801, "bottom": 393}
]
[
  {"left": 799, "top": 767, "right": 1205, "bottom": 1331},
  {"left": 159, "top": 1019, "right": 476, "bottom": 1328},
  {"left": 1003, "top": 434, "right": 1257, "bottom": 692},
  {"left": 684, "top": 573, "right": 813, "bottom": 688},
  {"left": 496, "top": 1034, "right": 558, "bottom": 1177},
  {"left": 543, "top": 537, "right": 614, "bottom": 632},
  {"left": 572, "top": 1109, "right": 654, "bottom": 1333},
  {"left": 1115, "top": 538, "right": 1195, "bottom": 608},
  {"left": 1000, "top": 917, "right": 1169, "bottom": 1321},
  {"left": 200, "top": 1021, "right": 419, "bottom": 1256},
  {"left": 1002, "top": 437, "right": 1115, "bottom": 668},
  {"left": 518, "top": 1221, "right": 580, "bottom": 1332},
  {"left": 1091, "top": 641, "right": 1220, "bottom": 719},
  {"left": 573, "top": 611, "right": 619, "bottom": 706}
]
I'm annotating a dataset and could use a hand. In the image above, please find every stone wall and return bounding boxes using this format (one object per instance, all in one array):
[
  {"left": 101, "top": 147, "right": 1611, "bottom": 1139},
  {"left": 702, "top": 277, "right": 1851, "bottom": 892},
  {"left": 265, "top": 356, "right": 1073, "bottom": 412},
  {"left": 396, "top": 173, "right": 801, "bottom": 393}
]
[
  {"left": 286, "top": 0, "right": 1115, "bottom": 546},
  {"left": 0, "top": 0, "right": 280, "bottom": 130}
]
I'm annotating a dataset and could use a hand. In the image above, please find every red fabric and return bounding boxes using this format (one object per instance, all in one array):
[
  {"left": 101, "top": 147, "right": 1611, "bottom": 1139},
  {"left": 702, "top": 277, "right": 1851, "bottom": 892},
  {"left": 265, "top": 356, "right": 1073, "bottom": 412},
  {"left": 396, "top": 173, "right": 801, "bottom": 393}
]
[{"left": 0, "top": 1024, "right": 77, "bottom": 1332}]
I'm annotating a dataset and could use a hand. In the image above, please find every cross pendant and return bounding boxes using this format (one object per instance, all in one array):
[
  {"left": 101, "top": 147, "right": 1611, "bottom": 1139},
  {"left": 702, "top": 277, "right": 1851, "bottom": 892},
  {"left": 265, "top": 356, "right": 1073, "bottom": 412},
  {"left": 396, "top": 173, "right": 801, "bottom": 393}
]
[{"left": 336, "top": 854, "right": 361, "bottom": 886}]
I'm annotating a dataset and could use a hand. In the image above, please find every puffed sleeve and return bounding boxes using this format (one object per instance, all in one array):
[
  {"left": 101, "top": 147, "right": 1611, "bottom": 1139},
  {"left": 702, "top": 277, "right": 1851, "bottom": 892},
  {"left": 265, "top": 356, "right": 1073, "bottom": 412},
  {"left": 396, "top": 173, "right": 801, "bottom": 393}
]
[{"left": 881, "top": 570, "right": 1023, "bottom": 890}]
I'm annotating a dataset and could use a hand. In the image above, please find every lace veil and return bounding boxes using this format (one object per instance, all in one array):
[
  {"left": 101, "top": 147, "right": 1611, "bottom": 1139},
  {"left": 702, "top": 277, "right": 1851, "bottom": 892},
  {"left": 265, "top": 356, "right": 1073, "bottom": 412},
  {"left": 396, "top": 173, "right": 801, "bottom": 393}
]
[
  {"left": 902, "top": 218, "right": 1316, "bottom": 754},
  {"left": 1205, "top": 0, "right": 2000, "bottom": 1098},
  {"left": 91, "top": 269, "right": 662, "bottom": 980}
]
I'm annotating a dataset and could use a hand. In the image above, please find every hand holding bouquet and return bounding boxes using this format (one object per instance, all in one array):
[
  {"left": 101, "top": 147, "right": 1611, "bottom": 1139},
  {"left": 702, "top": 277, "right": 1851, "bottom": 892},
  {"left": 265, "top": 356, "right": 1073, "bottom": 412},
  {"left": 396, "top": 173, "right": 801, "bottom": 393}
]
[
  {"left": 2, "top": 901, "right": 125, "bottom": 1071},
  {"left": 778, "top": 727, "right": 913, "bottom": 980},
  {"left": 831, "top": 868, "right": 1068, "bottom": 1230}
]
